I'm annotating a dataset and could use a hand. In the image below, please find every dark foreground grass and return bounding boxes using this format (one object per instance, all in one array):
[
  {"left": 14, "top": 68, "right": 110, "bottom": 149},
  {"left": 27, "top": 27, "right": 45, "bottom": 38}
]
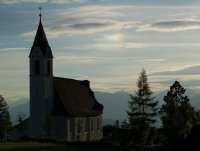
[{"left": 0, "top": 142, "right": 122, "bottom": 151}]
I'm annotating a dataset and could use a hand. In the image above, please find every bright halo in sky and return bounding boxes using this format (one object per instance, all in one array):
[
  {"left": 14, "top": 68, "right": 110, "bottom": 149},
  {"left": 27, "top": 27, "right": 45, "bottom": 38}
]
[{"left": 106, "top": 33, "right": 125, "bottom": 41}]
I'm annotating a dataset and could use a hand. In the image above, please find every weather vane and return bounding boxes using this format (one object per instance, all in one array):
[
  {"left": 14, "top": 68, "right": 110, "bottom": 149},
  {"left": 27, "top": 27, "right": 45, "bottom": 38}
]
[{"left": 39, "top": 6, "right": 42, "bottom": 18}]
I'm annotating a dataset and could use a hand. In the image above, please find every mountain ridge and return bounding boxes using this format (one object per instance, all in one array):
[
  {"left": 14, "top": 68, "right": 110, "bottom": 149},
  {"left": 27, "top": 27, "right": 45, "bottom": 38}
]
[{"left": 7, "top": 89, "right": 200, "bottom": 126}]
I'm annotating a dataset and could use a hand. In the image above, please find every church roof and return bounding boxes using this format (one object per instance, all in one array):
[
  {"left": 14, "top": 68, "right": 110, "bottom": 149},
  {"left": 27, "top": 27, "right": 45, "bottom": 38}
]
[
  {"left": 52, "top": 77, "right": 103, "bottom": 116},
  {"left": 30, "top": 16, "right": 53, "bottom": 57}
]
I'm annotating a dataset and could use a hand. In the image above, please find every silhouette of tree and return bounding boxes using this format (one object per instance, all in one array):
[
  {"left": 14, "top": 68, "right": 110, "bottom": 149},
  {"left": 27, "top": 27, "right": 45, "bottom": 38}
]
[
  {"left": 0, "top": 95, "right": 11, "bottom": 140},
  {"left": 121, "top": 119, "right": 129, "bottom": 129},
  {"left": 127, "top": 69, "right": 158, "bottom": 145},
  {"left": 128, "top": 69, "right": 158, "bottom": 128},
  {"left": 159, "top": 81, "right": 195, "bottom": 142}
]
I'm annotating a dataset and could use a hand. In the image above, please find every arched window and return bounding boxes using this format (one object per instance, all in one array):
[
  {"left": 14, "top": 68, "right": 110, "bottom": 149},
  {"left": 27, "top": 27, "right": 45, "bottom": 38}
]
[
  {"left": 35, "top": 60, "right": 40, "bottom": 75},
  {"left": 47, "top": 61, "right": 51, "bottom": 75}
]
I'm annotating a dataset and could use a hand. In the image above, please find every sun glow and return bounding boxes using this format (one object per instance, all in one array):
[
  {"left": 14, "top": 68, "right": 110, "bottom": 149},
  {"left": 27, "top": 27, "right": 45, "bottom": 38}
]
[{"left": 106, "top": 33, "right": 125, "bottom": 41}]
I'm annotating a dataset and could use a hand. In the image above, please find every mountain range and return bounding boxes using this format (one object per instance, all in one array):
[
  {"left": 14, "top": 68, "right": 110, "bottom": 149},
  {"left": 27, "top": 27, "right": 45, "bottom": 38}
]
[{"left": 7, "top": 89, "right": 200, "bottom": 126}]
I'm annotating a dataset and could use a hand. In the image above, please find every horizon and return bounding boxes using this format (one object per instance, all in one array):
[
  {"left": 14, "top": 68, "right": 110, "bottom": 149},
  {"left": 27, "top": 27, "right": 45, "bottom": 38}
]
[{"left": 1, "top": 0, "right": 200, "bottom": 101}]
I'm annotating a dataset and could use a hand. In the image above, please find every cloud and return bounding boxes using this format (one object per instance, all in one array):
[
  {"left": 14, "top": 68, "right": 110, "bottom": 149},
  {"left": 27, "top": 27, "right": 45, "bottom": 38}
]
[
  {"left": 22, "top": 20, "right": 135, "bottom": 38},
  {"left": 21, "top": 5, "right": 136, "bottom": 37},
  {"left": 148, "top": 64, "right": 200, "bottom": 91},
  {"left": 138, "top": 19, "right": 200, "bottom": 32},
  {"left": 0, "top": 0, "right": 88, "bottom": 4},
  {"left": 0, "top": 0, "right": 47, "bottom": 4},
  {"left": 59, "top": 5, "right": 127, "bottom": 19},
  {"left": 151, "top": 64, "right": 200, "bottom": 76},
  {"left": 136, "top": 59, "right": 166, "bottom": 63},
  {"left": 56, "top": 55, "right": 107, "bottom": 64},
  {"left": 0, "top": 47, "right": 28, "bottom": 52},
  {"left": 50, "top": 0, "right": 88, "bottom": 4}
]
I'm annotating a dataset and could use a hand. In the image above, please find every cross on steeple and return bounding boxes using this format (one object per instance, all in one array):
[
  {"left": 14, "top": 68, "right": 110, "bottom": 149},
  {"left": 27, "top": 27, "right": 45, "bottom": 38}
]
[{"left": 39, "top": 6, "right": 42, "bottom": 19}]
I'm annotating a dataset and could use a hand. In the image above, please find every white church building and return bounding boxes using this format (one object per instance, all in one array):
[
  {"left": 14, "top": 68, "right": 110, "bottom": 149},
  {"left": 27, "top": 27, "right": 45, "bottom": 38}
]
[{"left": 9, "top": 14, "right": 103, "bottom": 142}]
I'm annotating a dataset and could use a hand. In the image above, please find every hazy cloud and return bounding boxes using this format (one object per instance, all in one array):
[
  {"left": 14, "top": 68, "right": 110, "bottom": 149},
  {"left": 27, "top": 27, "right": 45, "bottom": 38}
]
[
  {"left": 50, "top": 0, "right": 88, "bottom": 4},
  {"left": 22, "top": 20, "right": 135, "bottom": 38},
  {"left": 138, "top": 19, "right": 200, "bottom": 32},
  {"left": 0, "top": 0, "right": 88, "bottom": 4},
  {"left": 0, "top": 47, "right": 28, "bottom": 52},
  {"left": 136, "top": 59, "right": 166, "bottom": 63},
  {"left": 151, "top": 64, "right": 200, "bottom": 76},
  {"left": 59, "top": 5, "right": 128, "bottom": 19},
  {"left": 56, "top": 55, "right": 106, "bottom": 64}
]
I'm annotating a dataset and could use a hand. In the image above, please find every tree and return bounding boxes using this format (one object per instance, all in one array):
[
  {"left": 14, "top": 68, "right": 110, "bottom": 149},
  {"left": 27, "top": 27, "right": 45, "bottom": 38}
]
[
  {"left": 127, "top": 69, "right": 158, "bottom": 128},
  {"left": 0, "top": 95, "right": 11, "bottom": 139},
  {"left": 121, "top": 119, "right": 129, "bottom": 129},
  {"left": 127, "top": 69, "right": 158, "bottom": 145},
  {"left": 159, "top": 81, "right": 195, "bottom": 141}
]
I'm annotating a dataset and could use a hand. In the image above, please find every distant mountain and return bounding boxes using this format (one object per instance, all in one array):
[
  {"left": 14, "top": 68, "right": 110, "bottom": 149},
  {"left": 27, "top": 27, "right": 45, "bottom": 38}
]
[
  {"left": 8, "top": 98, "right": 29, "bottom": 125},
  {"left": 7, "top": 98, "right": 29, "bottom": 109},
  {"left": 7, "top": 89, "right": 200, "bottom": 126},
  {"left": 7, "top": 91, "right": 131, "bottom": 126},
  {"left": 191, "top": 94, "right": 200, "bottom": 109},
  {"left": 95, "top": 91, "right": 130, "bottom": 125}
]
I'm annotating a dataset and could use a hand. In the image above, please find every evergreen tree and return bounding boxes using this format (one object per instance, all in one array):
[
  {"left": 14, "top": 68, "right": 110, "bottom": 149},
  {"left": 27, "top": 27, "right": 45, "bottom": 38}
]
[
  {"left": 127, "top": 69, "right": 158, "bottom": 128},
  {"left": 159, "top": 81, "right": 195, "bottom": 141},
  {"left": 127, "top": 69, "right": 158, "bottom": 145},
  {"left": 0, "top": 95, "right": 11, "bottom": 139}
]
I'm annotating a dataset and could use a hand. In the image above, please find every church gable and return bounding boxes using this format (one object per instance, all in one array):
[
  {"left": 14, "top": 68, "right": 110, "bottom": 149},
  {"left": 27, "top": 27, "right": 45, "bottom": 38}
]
[{"left": 52, "top": 77, "right": 103, "bottom": 116}]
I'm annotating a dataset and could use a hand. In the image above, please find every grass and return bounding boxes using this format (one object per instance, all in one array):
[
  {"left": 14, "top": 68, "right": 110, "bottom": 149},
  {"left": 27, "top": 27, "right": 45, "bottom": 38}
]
[{"left": 0, "top": 142, "right": 121, "bottom": 151}]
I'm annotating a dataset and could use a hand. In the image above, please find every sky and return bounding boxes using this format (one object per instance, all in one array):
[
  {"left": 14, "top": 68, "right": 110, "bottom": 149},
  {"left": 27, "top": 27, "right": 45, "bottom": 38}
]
[{"left": 1, "top": 0, "right": 200, "bottom": 101}]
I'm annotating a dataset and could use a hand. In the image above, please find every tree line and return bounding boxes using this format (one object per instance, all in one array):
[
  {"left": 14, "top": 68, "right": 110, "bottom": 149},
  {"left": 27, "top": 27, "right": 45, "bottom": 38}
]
[{"left": 124, "top": 69, "right": 200, "bottom": 147}]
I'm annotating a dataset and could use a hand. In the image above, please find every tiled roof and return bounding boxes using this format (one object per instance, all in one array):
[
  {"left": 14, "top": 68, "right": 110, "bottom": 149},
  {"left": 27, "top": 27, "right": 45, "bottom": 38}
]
[{"left": 52, "top": 77, "right": 103, "bottom": 116}]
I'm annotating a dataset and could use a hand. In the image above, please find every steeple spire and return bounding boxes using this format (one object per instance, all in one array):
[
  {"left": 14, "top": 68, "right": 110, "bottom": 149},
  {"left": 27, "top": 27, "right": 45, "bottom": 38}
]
[
  {"left": 30, "top": 7, "right": 53, "bottom": 58},
  {"left": 39, "top": 6, "right": 42, "bottom": 22}
]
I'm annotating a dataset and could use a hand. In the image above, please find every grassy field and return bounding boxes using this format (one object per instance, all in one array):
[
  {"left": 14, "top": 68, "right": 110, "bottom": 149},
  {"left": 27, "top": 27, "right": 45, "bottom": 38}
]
[{"left": 0, "top": 142, "right": 121, "bottom": 151}]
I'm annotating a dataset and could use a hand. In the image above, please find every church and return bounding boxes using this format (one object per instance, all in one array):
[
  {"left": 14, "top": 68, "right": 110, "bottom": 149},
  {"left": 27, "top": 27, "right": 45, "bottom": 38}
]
[{"left": 9, "top": 13, "right": 103, "bottom": 142}]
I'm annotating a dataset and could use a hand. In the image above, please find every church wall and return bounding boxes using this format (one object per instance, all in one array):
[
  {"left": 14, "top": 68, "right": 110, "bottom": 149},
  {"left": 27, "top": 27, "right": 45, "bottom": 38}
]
[
  {"left": 53, "top": 116, "right": 67, "bottom": 140},
  {"left": 88, "top": 115, "right": 103, "bottom": 141},
  {"left": 65, "top": 115, "right": 103, "bottom": 142}
]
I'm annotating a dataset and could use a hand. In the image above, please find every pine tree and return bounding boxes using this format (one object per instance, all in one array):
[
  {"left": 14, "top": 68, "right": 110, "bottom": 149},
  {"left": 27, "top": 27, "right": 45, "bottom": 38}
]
[
  {"left": 127, "top": 69, "right": 158, "bottom": 129},
  {"left": 159, "top": 81, "right": 195, "bottom": 141},
  {"left": 0, "top": 95, "right": 11, "bottom": 139}
]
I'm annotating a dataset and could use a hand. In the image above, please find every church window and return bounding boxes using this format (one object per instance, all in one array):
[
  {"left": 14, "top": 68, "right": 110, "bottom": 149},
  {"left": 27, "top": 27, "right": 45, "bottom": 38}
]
[
  {"left": 85, "top": 118, "right": 88, "bottom": 132},
  {"left": 47, "top": 61, "right": 51, "bottom": 75},
  {"left": 78, "top": 119, "right": 81, "bottom": 133},
  {"left": 35, "top": 60, "right": 40, "bottom": 74},
  {"left": 70, "top": 119, "right": 73, "bottom": 132},
  {"left": 91, "top": 118, "right": 93, "bottom": 131},
  {"left": 97, "top": 118, "right": 100, "bottom": 130}
]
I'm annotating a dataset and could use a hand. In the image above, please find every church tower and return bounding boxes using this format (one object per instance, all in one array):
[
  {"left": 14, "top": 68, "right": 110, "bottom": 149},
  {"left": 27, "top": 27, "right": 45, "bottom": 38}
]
[{"left": 29, "top": 13, "right": 54, "bottom": 136}]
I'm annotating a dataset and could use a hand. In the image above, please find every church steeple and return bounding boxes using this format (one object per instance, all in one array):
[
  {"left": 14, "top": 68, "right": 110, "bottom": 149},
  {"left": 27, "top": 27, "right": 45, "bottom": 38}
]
[
  {"left": 29, "top": 10, "right": 53, "bottom": 58},
  {"left": 29, "top": 9, "right": 54, "bottom": 137}
]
